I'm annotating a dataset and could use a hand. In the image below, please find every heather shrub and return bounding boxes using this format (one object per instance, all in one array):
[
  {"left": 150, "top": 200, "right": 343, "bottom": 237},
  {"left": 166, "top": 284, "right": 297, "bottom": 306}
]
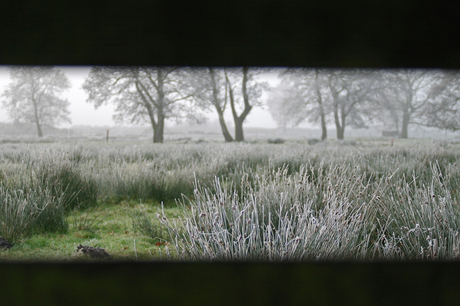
[
  {"left": 158, "top": 165, "right": 379, "bottom": 261},
  {"left": 0, "top": 181, "right": 74, "bottom": 242}
]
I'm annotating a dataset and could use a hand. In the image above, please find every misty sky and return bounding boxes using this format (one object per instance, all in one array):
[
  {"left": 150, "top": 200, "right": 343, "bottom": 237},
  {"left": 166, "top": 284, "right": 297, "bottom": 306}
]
[{"left": 0, "top": 66, "right": 284, "bottom": 129}]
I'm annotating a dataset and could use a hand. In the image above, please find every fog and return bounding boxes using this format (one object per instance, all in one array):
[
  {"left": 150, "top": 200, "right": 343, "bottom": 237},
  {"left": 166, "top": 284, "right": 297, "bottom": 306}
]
[
  {"left": 0, "top": 66, "right": 281, "bottom": 129},
  {"left": 1, "top": 66, "right": 459, "bottom": 142}
]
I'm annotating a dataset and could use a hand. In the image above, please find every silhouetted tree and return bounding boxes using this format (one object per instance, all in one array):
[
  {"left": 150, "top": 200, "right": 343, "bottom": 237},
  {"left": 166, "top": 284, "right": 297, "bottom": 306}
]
[
  {"left": 423, "top": 70, "right": 460, "bottom": 131},
  {"left": 324, "top": 69, "right": 378, "bottom": 140},
  {"left": 83, "top": 67, "right": 203, "bottom": 143},
  {"left": 376, "top": 69, "right": 442, "bottom": 138},
  {"left": 267, "top": 82, "right": 299, "bottom": 133},
  {"left": 1, "top": 66, "right": 71, "bottom": 137},
  {"left": 274, "top": 68, "right": 329, "bottom": 140},
  {"left": 224, "top": 67, "right": 267, "bottom": 141},
  {"left": 270, "top": 69, "right": 378, "bottom": 140},
  {"left": 192, "top": 67, "right": 234, "bottom": 142}
]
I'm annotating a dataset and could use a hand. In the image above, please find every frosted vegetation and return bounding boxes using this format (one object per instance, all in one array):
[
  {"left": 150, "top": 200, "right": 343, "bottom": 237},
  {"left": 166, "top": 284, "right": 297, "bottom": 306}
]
[{"left": 1, "top": 141, "right": 460, "bottom": 260}]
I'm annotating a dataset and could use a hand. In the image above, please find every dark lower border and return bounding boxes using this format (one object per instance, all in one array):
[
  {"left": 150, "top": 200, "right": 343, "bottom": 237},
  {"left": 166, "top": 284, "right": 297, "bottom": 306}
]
[{"left": 0, "top": 261, "right": 458, "bottom": 305}]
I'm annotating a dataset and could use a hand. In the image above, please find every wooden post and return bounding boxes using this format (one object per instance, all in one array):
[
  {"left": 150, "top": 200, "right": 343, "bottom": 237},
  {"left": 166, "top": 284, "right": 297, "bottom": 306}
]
[{"left": 106, "top": 129, "right": 109, "bottom": 143}]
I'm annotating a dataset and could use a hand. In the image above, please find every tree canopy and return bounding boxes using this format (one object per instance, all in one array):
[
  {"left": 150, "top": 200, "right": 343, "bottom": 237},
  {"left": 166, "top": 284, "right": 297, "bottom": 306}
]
[
  {"left": 82, "top": 66, "right": 203, "bottom": 143},
  {"left": 1, "top": 66, "right": 71, "bottom": 137}
]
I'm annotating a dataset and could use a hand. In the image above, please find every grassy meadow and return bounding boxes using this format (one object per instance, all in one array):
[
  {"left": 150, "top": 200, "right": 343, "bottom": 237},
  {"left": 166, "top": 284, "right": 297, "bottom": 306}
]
[{"left": 1, "top": 137, "right": 460, "bottom": 261}]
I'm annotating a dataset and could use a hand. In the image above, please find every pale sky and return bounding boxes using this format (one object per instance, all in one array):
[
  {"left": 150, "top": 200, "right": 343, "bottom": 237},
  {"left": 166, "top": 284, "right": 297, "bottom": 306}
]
[{"left": 0, "top": 66, "right": 283, "bottom": 129}]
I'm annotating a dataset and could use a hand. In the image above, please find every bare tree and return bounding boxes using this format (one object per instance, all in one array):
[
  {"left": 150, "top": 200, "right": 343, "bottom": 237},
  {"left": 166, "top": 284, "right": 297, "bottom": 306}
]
[
  {"left": 224, "top": 67, "right": 267, "bottom": 142},
  {"left": 269, "top": 69, "right": 377, "bottom": 140},
  {"left": 372, "top": 82, "right": 402, "bottom": 134},
  {"left": 377, "top": 69, "right": 442, "bottom": 138},
  {"left": 1, "top": 66, "right": 71, "bottom": 137},
  {"left": 314, "top": 69, "right": 328, "bottom": 140},
  {"left": 266, "top": 82, "right": 301, "bottom": 133},
  {"left": 192, "top": 67, "right": 234, "bottom": 142},
  {"left": 82, "top": 66, "right": 202, "bottom": 143},
  {"left": 423, "top": 70, "right": 460, "bottom": 131},
  {"left": 324, "top": 69, "right": 377, "bottom": 140},
  {"left": 276, "top": 68, "right": 329, "bottom": 140}
]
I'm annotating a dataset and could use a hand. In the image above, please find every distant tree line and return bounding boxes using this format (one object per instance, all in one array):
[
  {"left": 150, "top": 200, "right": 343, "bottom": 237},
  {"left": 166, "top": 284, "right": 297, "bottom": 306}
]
[
  {"left": 2, "top": 66, "right": 460, "bottom": 141},
  {"left": 0, "top": 66, "right": 267, "bottom": 142},
  {"left": 268, "top": 68, "right": 460, "bottom": 139},
  {"left": 82, "top": 66, "right": 267, "bottom": 143}
]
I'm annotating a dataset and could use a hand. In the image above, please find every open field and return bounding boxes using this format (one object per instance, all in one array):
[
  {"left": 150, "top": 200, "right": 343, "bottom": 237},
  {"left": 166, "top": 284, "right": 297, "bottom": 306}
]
[{"left": 1, "top": 138, "right": 460, "bottom": 261}]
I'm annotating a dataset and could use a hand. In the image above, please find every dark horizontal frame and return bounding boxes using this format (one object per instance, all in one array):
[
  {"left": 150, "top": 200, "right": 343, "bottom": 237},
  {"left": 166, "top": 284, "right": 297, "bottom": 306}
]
[
  {"left": 1, "top": 261, "right": 459, "bottom": 304},
  {"left": 1, "top": 1, "right": 460, "bottom": 304},
  {"left": 1, "top": 1, "right": 459, "bottom": 68}
]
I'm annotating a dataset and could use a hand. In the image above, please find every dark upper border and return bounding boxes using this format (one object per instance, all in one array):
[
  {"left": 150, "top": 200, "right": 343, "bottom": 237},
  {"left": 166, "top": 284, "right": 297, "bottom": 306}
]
[{"left": 1, "top": 1, "right": 459, "bottom": 68}]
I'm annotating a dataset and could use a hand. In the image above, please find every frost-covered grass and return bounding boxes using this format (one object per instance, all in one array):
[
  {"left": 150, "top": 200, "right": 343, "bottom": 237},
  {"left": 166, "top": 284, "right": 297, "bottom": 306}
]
[
  {"left": 158, "top": 160, "right": 460, "bottom": 261},
  {"left": 1, "top": 140, "right": 460, "bottom": 261}
]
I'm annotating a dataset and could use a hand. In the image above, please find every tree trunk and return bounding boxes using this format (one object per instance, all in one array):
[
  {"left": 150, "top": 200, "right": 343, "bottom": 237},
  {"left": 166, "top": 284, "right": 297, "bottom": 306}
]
[
  {"left": 333, "top": 105, "right": 344, "bottom": 140},
  {"left": 401, "top": 111, "right": 410, "bottom": 139},
  {"left": 134, "top": 78, "right": 161, "bottom": 143},
  {"left": 153, "top": 69, "right": 165, "bottom": 143},
  {"left": 217, "top": 108, "right": 233, "bottom": 142},
  {"left": 227, "top": 67, "right": 252, "bottom": 142},
  {"left": 315, "top": 70, "right": 327, "bottom": 141},
  {"left": 337, "top": 126, "right": 345, "bottom": 140},
  {"left": 320, "top": 112, "right": 327, "bottom": 141},
  {"left": 339, "top": 104, "right": 346, "bottom": 140},
  {"left": 32, "top": 98, "right": 43, "bottom": 137},
  {"left": 209, "top": 67, "right": 233, "bottom": 142},
  {"left": 234, "top": 117, "right": 245, "bottom": 142},
  {"left": 330, "top": 86, "right": 345, "bottom": 140},
  {"left": 153, "top": 115, "right": 165, "bottom": 143},
  {"left": 35, "top": 121, "right": 43, "bottom": 137}
]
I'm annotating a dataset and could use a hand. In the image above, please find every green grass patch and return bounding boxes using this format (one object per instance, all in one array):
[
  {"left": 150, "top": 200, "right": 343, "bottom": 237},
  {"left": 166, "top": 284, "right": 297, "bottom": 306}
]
[{"left": 0, "top": 198, "right": 182, "bottom": 261}]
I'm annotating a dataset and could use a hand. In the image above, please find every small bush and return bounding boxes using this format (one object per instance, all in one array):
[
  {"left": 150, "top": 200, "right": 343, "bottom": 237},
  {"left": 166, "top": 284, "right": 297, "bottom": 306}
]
[
  {"left": 267, "top": 138, "right": 285, "bottom": 144},
  {"left": 307, "top": 138, "right": 320, "bottom": 145},
  {"left": 131, "top": 206, "right": 170, "bottom": 241},
  {"left": 0, "top": 147, "right": 99, "bottom": 242},
  {"left": 0, "top": 183, "right": 71, "bottom": 242},
  {"left": 159, "top": 171, "right": 375, "bottom": 261},
  {"left": 39, "top": 166, "right": 98, "bottom": 211}
]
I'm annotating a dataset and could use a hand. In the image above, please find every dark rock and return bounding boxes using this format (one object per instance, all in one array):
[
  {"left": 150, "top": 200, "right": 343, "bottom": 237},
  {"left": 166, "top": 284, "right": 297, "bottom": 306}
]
[
  {"left": 0, "top": 237, "right": 12, "bottom": 250},
  {"left": 76, "top": 244, "right": 111, "bottom": 259}
]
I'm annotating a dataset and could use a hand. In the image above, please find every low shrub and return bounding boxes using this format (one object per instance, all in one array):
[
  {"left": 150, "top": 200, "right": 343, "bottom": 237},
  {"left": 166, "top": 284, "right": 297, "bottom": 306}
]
[
  {"left": 0, "top": 183, "right": 72, "bottom": 242},
  {"left": 267, "top": 138, "right": 285, "bottom": 144},
  {"left": 158, "top": 158, "right": 460, "bottom": 261},
  {"left": 159, "top": 167, "right": 377, "bottom": 261},
  {"left": 0, "top": 147, "right": 99, "bottom": 242},
  {"left": 131, "top": 205, "right": 171, "bottom": 242},
  {"left": 38, "top": 166, "right": 98, "bottom": 211}
]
